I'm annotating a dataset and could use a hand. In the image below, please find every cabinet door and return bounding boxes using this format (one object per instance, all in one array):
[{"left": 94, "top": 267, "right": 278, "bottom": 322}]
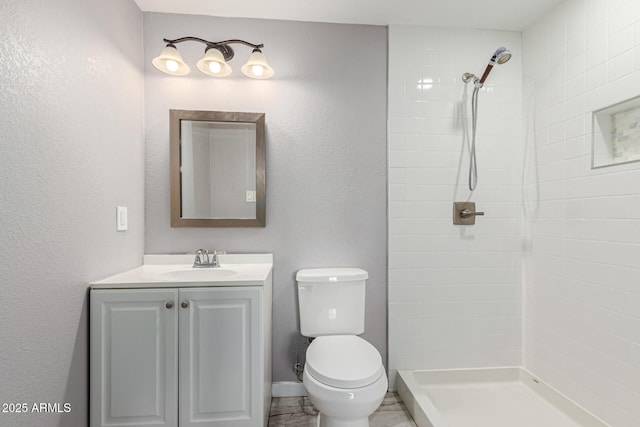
[
  {"left": 179, "top": 287, "right": 262, "bottom": 427},
  {"left": 90, "top": 289, "right": 179, "bottom": 427}
]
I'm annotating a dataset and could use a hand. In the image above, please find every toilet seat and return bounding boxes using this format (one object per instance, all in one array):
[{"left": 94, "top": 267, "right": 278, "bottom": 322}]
[{"left": 305, "top": 335, "right": 383, "bottom": 389}]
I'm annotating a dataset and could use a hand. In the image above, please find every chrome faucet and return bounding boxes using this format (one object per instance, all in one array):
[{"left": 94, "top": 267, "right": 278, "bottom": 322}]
[{"left": 193, "top": 249, "right": 223, "bottom": 268}]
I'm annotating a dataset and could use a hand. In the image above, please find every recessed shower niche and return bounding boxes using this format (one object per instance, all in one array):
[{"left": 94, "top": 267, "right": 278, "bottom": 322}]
[{"left": 592, "top": 94, "right": 640, "bottom": 168}]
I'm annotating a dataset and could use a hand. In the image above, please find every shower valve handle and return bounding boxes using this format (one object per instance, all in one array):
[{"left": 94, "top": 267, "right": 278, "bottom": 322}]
[
  {"left": 460, "top": 209, "right": 484, "bottom": 218},
  {"left": 453, "top": 202, "right": 484, "bottom": 225}
]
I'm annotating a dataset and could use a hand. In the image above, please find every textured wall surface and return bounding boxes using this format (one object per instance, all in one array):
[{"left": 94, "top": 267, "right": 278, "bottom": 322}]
[
  {"left": 0, "top": 0, "right": 144, "bottom": 425},
  {"left": 143, "top": 13, "right": 388, "bottom": 383},
  {"left": 387, "top": 26, "right": 524, "bottom": 387},
  {"left": 522, "top": 1, "right": 640, "bottom": 426}
]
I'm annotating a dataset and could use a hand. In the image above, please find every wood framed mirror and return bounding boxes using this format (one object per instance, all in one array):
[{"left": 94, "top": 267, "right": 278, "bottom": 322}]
[{"left": 170, "top": 110, "right": 265, "bottom": 227}]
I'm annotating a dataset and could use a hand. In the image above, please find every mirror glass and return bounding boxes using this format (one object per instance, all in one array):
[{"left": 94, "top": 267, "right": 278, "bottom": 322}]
[{"left": 170, "top": 110, "right": 265, "bottom": 227}]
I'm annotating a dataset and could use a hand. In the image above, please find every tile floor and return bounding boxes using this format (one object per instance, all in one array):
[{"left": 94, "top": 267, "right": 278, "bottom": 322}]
[{"left": 268, "top": 392, "right": 417, "bottom": 427}]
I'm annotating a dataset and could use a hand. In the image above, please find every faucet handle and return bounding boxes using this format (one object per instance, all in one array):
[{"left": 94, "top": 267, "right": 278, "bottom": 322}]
[
  {"left": 194, "top": 248, "right": 209, "bottom": 264},
  {"left": 210, "top": 250, "right": 225, "bottom": 267}
]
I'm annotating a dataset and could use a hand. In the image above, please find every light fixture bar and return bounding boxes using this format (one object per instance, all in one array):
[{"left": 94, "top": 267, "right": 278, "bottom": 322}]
[
  {"left": 161, "top": 37, "right": 264, "bottom": 62},
  {"left": 163, "top": 37, "right": 264, "bottom": 49}
]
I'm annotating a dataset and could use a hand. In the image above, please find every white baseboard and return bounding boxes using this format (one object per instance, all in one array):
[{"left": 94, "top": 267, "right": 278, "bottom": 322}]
[{"left": 271, "top": 381, "right": 308, "bottom": 397}]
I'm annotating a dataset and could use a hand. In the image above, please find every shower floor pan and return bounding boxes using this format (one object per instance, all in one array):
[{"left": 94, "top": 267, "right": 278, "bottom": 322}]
[{"left": 396, "top": 368, "right": 608, "bottom": 427}]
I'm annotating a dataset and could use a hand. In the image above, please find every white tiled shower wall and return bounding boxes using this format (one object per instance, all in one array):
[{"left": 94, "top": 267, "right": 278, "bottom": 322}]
[
  {"left": 522, "top": 1, "right": 640, "bottom": 425},
  {"left": 388, "top": 26, "right": 524, "bottom": 385},
  {"left": 389, "top": 1, "right": 640, "bottom": 426}
]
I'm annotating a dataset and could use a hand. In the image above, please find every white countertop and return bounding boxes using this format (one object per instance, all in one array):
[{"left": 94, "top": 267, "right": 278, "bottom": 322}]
[{"left": 90, "top": 253, "right": 273, "bottom": 289}]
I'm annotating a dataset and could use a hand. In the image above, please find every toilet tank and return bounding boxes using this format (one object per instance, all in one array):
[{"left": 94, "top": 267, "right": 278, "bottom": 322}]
[{"left": 296, "top": 268, "right": 368, "bottom": 337}]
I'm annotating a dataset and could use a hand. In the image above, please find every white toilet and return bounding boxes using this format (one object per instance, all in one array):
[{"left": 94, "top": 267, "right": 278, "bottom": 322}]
[{"left": 296, "top": 268, "right": 388, "bottom": 427}]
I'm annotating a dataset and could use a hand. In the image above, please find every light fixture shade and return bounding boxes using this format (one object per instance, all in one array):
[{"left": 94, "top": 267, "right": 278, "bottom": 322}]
[
  {"left": 152, "top": 45, "right": 190, "bottom": 76},
  {"left": 241, "top": 49, "right": 274, "bottom": 79},
  {"left": 196, "top": 48, "right": 232, "bottom": 77}
]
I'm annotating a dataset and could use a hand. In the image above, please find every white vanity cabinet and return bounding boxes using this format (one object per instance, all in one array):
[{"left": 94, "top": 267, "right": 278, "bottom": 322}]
[
  {"left": 90, "top": 289, "right": 179, "bottom": 427},
  {"left": 179, "top": 287, "right": 264, "bottom": 427},
  {"left": 89, "top": 254, "right": 272, "bottom": 427}
]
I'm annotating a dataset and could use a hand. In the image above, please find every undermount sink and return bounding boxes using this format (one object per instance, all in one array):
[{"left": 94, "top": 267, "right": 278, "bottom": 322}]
[{"left": 155, "top": 268, "right": 237, "bottom": 281}]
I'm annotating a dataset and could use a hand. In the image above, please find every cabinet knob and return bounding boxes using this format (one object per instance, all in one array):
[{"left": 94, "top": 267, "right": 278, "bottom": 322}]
[
  {"left": 165, "top": 302, "right": 174, "bottom": 309},
  {"left": 181, "top": 301, "right": 189, "bottom": 309}
]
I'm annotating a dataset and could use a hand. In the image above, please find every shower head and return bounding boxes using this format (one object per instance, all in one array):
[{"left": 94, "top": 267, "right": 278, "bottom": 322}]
[
  {"left": 461, "top": 46, "right": 511, "bottom": 86},
  {"left": 477, "top": 46, "right": 511, "bottom": 85},
  {"left": 492, "top": 47, "right": 512, "bottom": 65}
]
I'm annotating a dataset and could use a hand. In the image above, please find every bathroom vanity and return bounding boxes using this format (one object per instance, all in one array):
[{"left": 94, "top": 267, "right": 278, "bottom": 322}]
[{"left": 89, "top": 254, "right": 272, "bottom": 427}]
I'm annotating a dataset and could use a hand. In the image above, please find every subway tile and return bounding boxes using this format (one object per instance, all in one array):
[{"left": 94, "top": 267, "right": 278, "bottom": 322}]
[
  {"left": 388, "top": 95, "right": 405, "bottom": 117},
  {"left": 584, "top": 84, "right": 609, "bottom": 112},
  {"left": 388, "top": 353, "right": 406, "bottom": 371},
  {"left": 388, "top": 151, "right": 407, "bottom": 168},
  {"left": 403, "top": 151, "right": 461, "bottom": 168},
  {"left": 585, "top": 61, "right": 607, "bottom": 89},
  {"left": 608, "top": 0, "right": 637, "bottom": 35},
  {"left": 564, "top": 115, "right": 586, "bottom": 139},
  {"left": 389, "top": 217, "right": 454, "bottom": 235},
  {"left": 605, "top": 72, "right": 637, "bottom": 105},
  {"left": 565, "top": 72, "right": 585, "bottom": 100},
  {"left": 586, "top": 5, "right": 607, "bottom": 45},
  {"left": 564, "top": 96, "right": 586, "bottom": 119},
  {"left": 404, "top": 133, "right": 444, "bottom": 151},
  {"left": 389, "top": 249, "right": 520, "bottom": 271},
  {"left": 389, "top": 184, "right": 406, "bottom": 201},
  {"left": 400, "top": 184, "right": 458, "bottom": 201},
  {"left": 580, "top": 219, "right": 638, "bottom": 243},
  {"left": 582, "top": 195, "right": 640, "bottom": 219},
  {"left": 405, "top": 168, "right": 458, "bottom": 185},
  {"left": 389, "top": 117, "right": 407, "bottom": 134},
  {"left": 586, "top": 39, "right": 608, "bottom": 69},
  {"left": 608, "top": 48, "right": 635, "bottom": 81},
  {"left": 609, "top": 25, "right": 635, "bottom": 59},
  {"left": 564, "top": 135, "right": 586, "bottom": 159},
  {"left": 388, "top": 133, "right": 407, "bottom": 151},
  {"left": 389, "top": 167, "right": 407, "bottom": 185}
]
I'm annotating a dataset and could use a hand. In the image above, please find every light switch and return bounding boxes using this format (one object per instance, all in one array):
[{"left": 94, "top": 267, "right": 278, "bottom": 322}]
[
  {"left": 246, "top": 190, "right": 256, "bottom": 202},
  {"left": 116, "top": 206, "right": 128, "bottom": 231}
]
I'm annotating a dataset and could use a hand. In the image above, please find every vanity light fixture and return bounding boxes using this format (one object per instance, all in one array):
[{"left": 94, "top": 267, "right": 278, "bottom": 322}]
[{"left": 152, "top": 37, "right": 274, "bottom": 79}]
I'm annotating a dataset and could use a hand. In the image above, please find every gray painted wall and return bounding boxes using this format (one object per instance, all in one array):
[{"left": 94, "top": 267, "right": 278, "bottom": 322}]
[
  {"left": 143, "top": 13, "right": 388, "bottom": 382},
  {"left": 0, "top": 0, "right": 144, "bottom": 425}
]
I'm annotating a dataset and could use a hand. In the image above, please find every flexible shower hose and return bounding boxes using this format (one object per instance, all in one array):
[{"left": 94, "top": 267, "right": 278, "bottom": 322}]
[{"left": 469, "top": 85, "right": 480, "bottom": 191}]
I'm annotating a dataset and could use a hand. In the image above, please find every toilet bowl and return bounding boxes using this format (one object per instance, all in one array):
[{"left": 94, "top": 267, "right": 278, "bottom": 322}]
[
  {"left": 296, "top": 268, "right": 387, "bottom": 427},
  {"left": 303, "top": 335, "right": 388, "bottom": 427}
]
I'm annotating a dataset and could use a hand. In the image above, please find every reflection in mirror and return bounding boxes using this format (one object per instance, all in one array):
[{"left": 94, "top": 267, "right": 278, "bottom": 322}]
[
  {"left": 181, "top": 121, "right": 256, "bottom": 219},
  {"left": 170, "top": 110, "right": 265, "bottom": 227}
]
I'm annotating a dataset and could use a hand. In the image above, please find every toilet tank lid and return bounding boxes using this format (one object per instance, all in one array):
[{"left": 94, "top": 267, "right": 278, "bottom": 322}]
[{"left": 296, "top": 268, "right": 368, "bottom": 283}]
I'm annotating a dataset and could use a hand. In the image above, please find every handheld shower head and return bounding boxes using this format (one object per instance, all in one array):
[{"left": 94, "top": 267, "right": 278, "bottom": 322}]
[
  {"left": 461, "top": 46, "right": 512, "bottom": 191},
  {"left": 492, "top": 47, "right": 512, "bottom": 65},
  {"left": 477, "top": 46, "right": 511, "bottom": 85}
]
